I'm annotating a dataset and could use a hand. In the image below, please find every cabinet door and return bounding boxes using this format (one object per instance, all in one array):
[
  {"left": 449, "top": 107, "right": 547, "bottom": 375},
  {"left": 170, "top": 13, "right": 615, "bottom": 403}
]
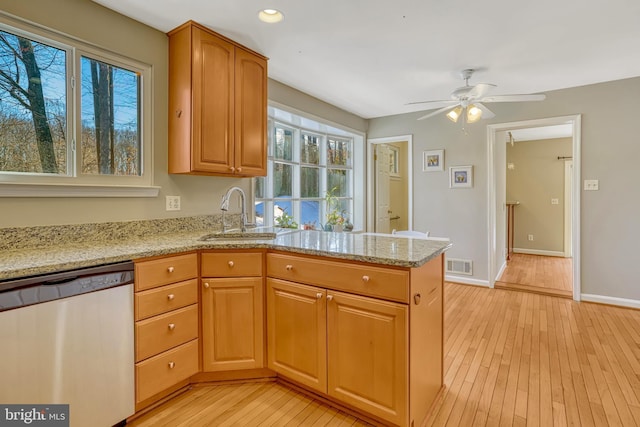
[
  {"left": 192, "top": 26, "right": 235, "bottom": 173},
  {"left": 234, "top": 48, "right": 267, "bottom": 176},
  {"left": 327, "top": 291, "right": 408, "bottom": 426},
  {"left": 267, "top": 278, "right": 326, "bottom": 393},
  {"left": 201, "top": 277, "right": 264, "bottom": 371}
]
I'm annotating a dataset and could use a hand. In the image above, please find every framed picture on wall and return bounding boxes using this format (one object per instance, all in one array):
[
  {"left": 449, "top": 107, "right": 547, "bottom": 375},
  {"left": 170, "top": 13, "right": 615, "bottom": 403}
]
[
  {"left": 449, "top": 165, "right": 473, "bottom": 188},
  {"left": 422, "top": 149, "right": 444, "bottom": 172},
  {"left": 389, "top": 146, "right": 400, "bottom": 177}
]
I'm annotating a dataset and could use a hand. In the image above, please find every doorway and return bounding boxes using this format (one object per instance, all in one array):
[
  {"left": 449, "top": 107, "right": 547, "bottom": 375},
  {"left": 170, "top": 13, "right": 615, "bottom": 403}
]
[
  {"left": 367, "top": 135, "right": 413, "bottom": 233},
  {"left": 487, "top": 116, "right": 581, "bottom": 300}
]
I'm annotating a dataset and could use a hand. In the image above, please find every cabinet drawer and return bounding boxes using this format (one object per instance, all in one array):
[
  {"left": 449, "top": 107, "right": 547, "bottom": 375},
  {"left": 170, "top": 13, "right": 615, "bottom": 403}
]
[
  {"left": 135, "top": 253, "right": 198, "bottom": 291},
  {"left": 136, "top": 305, "right": 198, "bottom": 361},
  {"left": 135, "top": 279, "right": 198, "bottom": 321},
  {"left": 201, "top": 252, "right": 263, "bottom": 277},
  {"left": 267, "top": 253, "right": 409, "bottom": 303},
  {"left": 136, "top": 339, "right": 199, "bottom": 403}
]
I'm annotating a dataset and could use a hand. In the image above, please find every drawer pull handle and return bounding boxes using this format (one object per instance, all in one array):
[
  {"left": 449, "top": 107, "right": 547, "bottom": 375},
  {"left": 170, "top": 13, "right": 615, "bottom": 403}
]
[
  {"left": 204, "top": 282, "right": 210, "bottom": 288},
  {"left": 362, "top": 275, "right": 370, "bottom": 282},
  {"left": 228, "top": 261, "right": 234, "bottom": 268},
  {"left": 167, "top": 266, "right": 175, "bottom": 273},
  {"left": 316, "top": 293, "right": 323, "bottom": 299},
  {"left": 414, "top": 293, "right": 421, "bottom": 305},
  {"left": 167, "top": 294, "right": 175, "bottom": 301},
  {"left": 176, "top": 109, "right": 182, "bottom": 118},
  {"left": 327, "top": 295, "right": 333, "bottom": 301},
  {"left": 285, "top": 265, "right": 293, "bottom": 271},
  {"left": 168, "top": 361, "right": 175, "bottom": 369},
  {"left": 168, "top": 323, "right": 176, "bottom": 331}
]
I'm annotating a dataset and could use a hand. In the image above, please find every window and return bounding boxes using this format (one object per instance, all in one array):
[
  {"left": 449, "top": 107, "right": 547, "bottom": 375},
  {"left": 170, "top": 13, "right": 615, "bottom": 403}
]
[
  {"left": 255, "top": 106, "right": 364, "bottom": 231},
  {"left": 0, "top": 19, "right": 154, "bottom": 196}
]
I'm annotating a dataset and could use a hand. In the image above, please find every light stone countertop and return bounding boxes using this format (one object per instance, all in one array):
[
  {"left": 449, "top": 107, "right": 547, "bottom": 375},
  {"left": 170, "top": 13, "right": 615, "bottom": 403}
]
[{"left": 0, "top": 229, "right": 451, "bottom": 281}]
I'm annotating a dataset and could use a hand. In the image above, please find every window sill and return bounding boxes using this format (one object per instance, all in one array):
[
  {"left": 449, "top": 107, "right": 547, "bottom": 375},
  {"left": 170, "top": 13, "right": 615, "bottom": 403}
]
[{"left": 0, "top": 182, "right": 161, "bottom": 198}]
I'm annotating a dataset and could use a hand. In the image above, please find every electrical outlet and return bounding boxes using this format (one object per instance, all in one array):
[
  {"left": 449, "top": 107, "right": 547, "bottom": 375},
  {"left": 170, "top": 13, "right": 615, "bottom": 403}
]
[
  {"left": 166, "top": 196, "right": 181, "bottom": 211},
  {"left": 584, "top": 179, "right": 599, "bottom": 191},
  {"left": 528, "top": 234, "right": 534, "bottom": 241},
  {"left": 551, "top": 198, "right": 559, "bottom": 205}
]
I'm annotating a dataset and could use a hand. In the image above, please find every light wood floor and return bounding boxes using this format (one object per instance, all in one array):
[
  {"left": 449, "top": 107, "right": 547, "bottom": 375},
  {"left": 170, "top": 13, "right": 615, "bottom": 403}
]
[
  {"left": 497, "top": 254, "right": 572, "bottom": 298},
  {"left": 130, "top": 283, "right": 640, "bottom": 427},
  {"left": 128, "top": 381, "right": 374, "bottom": 426},
  {"left": 427, "top": 283, "right": 640, "bottom": 427}
]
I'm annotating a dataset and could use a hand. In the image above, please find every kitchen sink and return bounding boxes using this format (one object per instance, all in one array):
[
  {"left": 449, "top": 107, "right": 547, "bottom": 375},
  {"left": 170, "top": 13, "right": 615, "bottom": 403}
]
[{"left": 198, "top": 226, "right": 299, "bottom": 241}]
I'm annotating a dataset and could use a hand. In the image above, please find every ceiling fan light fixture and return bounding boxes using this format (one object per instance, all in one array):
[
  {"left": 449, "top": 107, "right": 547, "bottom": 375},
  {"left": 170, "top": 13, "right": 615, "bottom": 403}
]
[
  {"left": 258, "top": 8, "right": 284, "bottom": 23},
  {"left": 446, "top": 106, "right": 463, "bottom": 123},
  {"left": 466, "top": 104, "right": 482, "bottom": 123}
]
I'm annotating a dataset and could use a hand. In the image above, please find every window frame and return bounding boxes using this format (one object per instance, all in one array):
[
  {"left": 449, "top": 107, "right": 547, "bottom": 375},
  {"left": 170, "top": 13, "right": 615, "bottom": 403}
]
[
  {"left": 256, "top": 105, "right": 364, "bottom": 231},
  {"left": 0, "top": 16, "right": 156, "bottom": 197}
]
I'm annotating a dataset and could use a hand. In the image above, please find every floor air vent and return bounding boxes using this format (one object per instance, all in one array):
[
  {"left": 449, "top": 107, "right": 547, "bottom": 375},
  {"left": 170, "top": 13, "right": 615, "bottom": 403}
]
[{"left": 446, "top": 258, "right": 473, "bottom": 275}]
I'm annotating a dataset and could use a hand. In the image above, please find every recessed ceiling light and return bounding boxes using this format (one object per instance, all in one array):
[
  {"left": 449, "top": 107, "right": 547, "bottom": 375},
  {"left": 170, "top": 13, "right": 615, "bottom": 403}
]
[{"left": 258, "top": 9, "right": 284, "bottom": 23}]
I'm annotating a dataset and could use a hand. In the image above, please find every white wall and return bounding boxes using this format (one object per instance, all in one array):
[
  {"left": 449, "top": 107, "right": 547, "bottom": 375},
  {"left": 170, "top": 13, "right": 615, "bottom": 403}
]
[{"left": 368, "top": 77, "right": 640, "bottom": 301}]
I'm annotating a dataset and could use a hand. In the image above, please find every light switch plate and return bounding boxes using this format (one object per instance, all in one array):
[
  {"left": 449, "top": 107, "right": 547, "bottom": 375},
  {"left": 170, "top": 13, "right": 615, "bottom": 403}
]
[{"left": 584, "top": 180, "right": 599, "bottom": 191}]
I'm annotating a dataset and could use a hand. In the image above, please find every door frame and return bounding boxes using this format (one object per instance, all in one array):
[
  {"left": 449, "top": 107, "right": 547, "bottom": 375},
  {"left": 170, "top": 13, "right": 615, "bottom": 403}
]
[
  {"left": 564, "top": 160, "right": 573, "bottom": 258},
  {"left": 367, "top": 135, "right": 413, "bottom": 232},
  {"left": 487, "top": 115, "right": 581, "bottom": 300}
]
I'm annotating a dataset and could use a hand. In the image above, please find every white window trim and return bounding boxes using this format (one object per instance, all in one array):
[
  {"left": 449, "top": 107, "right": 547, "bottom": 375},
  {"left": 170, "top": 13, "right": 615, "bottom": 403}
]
[{"left": 0, "top": 12, "right": 158, "bottom": 198}]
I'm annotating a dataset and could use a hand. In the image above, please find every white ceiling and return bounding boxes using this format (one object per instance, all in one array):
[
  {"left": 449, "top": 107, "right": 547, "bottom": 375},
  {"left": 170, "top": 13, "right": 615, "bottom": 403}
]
[{"left": 92, "top": 0, "right": 640, "bottom": 119}]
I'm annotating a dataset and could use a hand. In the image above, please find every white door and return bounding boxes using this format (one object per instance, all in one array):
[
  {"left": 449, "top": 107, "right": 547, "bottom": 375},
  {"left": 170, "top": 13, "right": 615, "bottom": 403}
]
[{"left": 376, "top": 144, "right": 391, "bottom": 233}]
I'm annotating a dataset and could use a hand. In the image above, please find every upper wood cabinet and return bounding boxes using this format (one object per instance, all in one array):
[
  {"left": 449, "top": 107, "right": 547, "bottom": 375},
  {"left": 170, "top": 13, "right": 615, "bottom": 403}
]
[{"left": 168, "top": 21, "right": 267, "bottom": 177}]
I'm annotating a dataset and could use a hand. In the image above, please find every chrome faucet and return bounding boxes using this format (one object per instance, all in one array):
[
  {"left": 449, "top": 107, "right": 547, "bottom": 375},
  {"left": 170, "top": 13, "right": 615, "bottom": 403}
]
[{"left": 220, "top": 186, "right": 255, "bottom": 232}]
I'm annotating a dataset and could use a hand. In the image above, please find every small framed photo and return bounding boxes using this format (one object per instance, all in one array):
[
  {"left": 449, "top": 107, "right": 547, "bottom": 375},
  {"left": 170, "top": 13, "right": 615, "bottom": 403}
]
[
  {"left": 422, "top": 149, "right": 444, "bottom": 172},
  {"left": 449, "top": 165, "right": 473, "bottom": 188}
]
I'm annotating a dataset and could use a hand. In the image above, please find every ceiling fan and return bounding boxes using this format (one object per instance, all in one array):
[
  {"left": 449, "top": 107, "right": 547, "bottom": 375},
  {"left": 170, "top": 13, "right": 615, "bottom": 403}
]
[{"left": 409, "top": 69, "right": 546, "bottom": 122}]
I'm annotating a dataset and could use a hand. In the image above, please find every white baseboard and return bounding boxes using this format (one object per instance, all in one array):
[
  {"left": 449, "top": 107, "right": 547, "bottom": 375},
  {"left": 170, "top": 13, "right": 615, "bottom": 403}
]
[
  {"left": 445, "top": 275, "right": 490, "bottom": 287},
  {"left": 581, "top": 293, "right": 640, "bottom": 309},
  {"left": 495, "top": 261, "right": 507, "bottom": 282},
  {"left": 513, "top": 248, "right": 565, "bottom": 257}
]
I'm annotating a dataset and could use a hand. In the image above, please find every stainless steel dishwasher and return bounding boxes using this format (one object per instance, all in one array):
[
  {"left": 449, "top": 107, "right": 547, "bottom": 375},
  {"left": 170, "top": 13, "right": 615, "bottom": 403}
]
[{"left": 0, "top": 261, "right": 135, "bottom": 427}]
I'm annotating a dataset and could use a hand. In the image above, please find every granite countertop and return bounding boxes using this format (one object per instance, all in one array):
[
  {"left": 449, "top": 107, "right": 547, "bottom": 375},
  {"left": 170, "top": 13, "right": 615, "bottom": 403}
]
[{"left": 0, "top": 227, "right": 451, "bottom": 281}]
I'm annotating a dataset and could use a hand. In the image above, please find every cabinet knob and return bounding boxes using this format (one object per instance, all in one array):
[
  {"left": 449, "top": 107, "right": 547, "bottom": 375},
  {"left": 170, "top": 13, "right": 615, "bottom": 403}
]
[
  {"left": 167, "top": 266, "right": 175, "bottom": 273},
  {"left": 362, "top": 275, "right": 370, "bottom": 283},
  {"left": 168, "top": 361, "right": 175, "bottom": 369},
  {"left": 228, "top": 261, "right": 234, "bottom": 268},
  {"left": 204, "top": 282, "right": 210, "bottom": 288},
  {"left": 316, "top": 293, "right": 323, "bottom": 299},
  {"left": 168, "top": 323, "right": 176, "bottom": 331},
  {"left": 229, "top": 166, "right": 235, "bottom": 172},
  {"left": 327, "top": 295, "right": 334, "bottom": 301},
  {"left": 285, "top": 264, "right": 293, "bottom": 271},
  {"left": 414, "top": 293, "right": 421, "bottom": 305},
  {"left": 236, "top": 168, "right": 242, "bottom": 173},
  {"left": 167, "top": 294, "right": 175, "bottom": 301}
]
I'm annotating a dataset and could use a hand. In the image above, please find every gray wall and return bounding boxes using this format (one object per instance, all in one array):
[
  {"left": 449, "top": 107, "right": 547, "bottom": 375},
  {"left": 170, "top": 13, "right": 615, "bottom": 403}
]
[
  {"left": 507, "top": 138, "right": 572, "bottom": 252},
  {"left": 0, "top": 0, "right": 364, "bottom": 228},
  {"left": 368, "top": 77, "right": 640, "bottom": 300}
]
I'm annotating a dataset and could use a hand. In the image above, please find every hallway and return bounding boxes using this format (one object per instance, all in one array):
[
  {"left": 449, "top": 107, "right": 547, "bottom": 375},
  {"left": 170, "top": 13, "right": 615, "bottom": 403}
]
[{"left": 496, "top": 254, "right": 572, "bottom": 298}]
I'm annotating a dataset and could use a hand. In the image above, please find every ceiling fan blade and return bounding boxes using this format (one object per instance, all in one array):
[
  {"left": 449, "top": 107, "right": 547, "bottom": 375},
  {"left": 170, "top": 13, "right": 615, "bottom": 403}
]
[
  {"left": 474, "top": 102, "right": 495, "bottom": 119},
  {"left": 406, "top": 100, "right": 459, "bottom": 109},
  {"left": 467, "top": 83, "right": 496, "bottom": 99},
  {"left": 480, "top": 94, "right": 546, "bottom": 103},
  {"left": 417, "top": 104, "right": 460, "bottom": 121}
]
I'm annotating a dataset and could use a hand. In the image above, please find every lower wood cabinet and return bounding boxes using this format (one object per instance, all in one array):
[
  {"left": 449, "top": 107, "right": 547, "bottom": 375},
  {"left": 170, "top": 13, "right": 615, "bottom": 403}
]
[
  {"left": 201, "top": 251, "right": 264, "bottom": 372},
  {"left": 267, "top": 277, "right": 407, "bottom": 425},
  {"left": 266, "top": 252, "right": 443, "bottom": 427},
  {"left": 266, "top": 279, "right": 327, "bottom": 392}
]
